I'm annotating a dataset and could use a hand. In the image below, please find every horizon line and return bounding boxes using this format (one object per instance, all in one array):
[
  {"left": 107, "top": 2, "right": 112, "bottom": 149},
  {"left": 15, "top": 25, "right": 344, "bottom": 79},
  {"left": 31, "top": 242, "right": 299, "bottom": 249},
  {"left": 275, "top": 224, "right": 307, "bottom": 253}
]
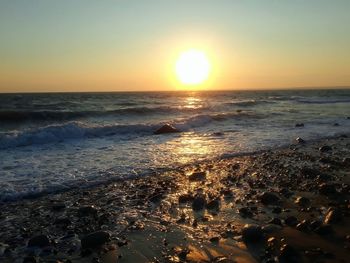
[{"left": 0, "top": 85, "right": 349, "bottom": 94}]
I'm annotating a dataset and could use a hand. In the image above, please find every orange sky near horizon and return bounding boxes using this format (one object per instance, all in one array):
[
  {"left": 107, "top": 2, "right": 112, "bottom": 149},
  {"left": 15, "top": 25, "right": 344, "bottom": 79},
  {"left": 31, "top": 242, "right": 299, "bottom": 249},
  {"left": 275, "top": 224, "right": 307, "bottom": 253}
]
[{"left": 0, "top": 1, "right": 350, "bottom": 93}]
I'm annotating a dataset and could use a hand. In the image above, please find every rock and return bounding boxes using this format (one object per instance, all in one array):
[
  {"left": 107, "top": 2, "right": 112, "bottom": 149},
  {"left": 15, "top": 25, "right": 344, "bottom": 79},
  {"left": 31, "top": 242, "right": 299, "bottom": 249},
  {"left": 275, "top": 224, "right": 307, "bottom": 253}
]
[
  {"left": 27, "top": 235, "right": 50, "bottom": 248},
  {"left": 238, "top": 207, "right": 253, "bottom": 218},
  {"left": 296, "top": 220, "right": 309, "bottom": 232},
  {"left": 279, "top": 188, "right": 293, "bottom": 198},
  {"left": 81, "top": 231, "right": 110, "bottom": 249},
  {"left": 178, "top": 194, "right": 193, "bottom": 203},
  {"left": 209, "top": 236, "right": 220, "bottom": 243},
  {"left": 192, "top": 195, "right": 206, "bottom": 211},
  {"left": 272, "top": 206, "right": 282, "bottom": 214},
  {"left": 267, "top": 237, "right": 277, "bottom": 248},
  {"left": 278, "top": 244, "right": 300, "bottom": 263},
  {"left": 206, "top": 198, "right": 220, "bottom": 210},
  {"left": 268, "top": 218, "right": 282, "bottom": 225},
  {"left": 319, "top": 183, "right": 337, "bottom": 195},
  {"left": 78, "top": 205, "right": 98, "bottom": 217},
  {"left": 188, "top": 171, "right": 206, "bottom": 181},
  {"left": 295, "top": 123, "right": 304, "bottom": 127},
  {"left": 262, "top": 224, "right": 282, "bottom": 233},
  {"left": 319, "top": 145, "right": 332, "bottom": 152},
  {"left": 154, "top": 124, "right": 179, "bottom": 135},
  {"left": 324, "top": 208, "right": 342, "bottom": 224},
  {"left": 309, "top": 220, "right": 322, "bottom": 231},
  {"left": 296, "top": 137, "right": 305, "bottom": 144},
  {"left": 241, "top": 224, "right": 264, "bottom": 243},
  {"left": 294, "top": 196, "right": 310, "bottom": 207},
  {"left": 285, "top": 216, "right": 298, "bottom": 227},
  {"left": 259, "top": 192, "right": 280, "bottom": 205}
]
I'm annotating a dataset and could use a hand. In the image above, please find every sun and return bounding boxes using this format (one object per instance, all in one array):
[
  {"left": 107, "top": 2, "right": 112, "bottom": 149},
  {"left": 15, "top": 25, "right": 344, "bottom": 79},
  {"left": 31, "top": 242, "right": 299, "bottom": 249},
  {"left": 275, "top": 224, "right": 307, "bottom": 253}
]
[{"left": 175, "top": 49, "right": 211, "bottom": 85}]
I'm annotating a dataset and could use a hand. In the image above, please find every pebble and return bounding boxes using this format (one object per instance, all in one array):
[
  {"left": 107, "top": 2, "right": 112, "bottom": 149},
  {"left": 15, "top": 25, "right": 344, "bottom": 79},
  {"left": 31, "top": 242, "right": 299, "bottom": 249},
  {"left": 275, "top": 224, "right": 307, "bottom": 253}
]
[
  {"left": 278, "top": 244, "right": 300, "bottom": 263},
  {"left": 319, "top": 183, "right": 337, "bottom": 195},
  {"left": 319, "top": 145, "right": 332, "bottom": 152},
  {"left": 285, "top": 216, "right": 298, "bottom": 227},
  {"left": 27, "top": 235, "right": 50, "bottom": 248},
  {"left": 238, "top": 207, "right": 253, "bottom": 218},
  {"left": 206, "top": 198, "right": 220, "bottom": 210},
  {"left": 296, "top": 137, "right": 305, "bottom": 143},
  {"left": 294, "top": 196, "right": 310, "bottom": 207},
  {"left": 192, "top": 195, "right": 206, "bottom": 211},
  {"left": 188, "top": 171, "right": 206, "bottom": 181},
  {"left": 153, "top": 124, "right": 179, "bottom": 135},
  {"left": 81, "top": 231, "right": 110, "bottom": 249},
  {"left": 259, "top": 192, "right": 280, "bottom": 205},
  {"left": 241, "top": 224, "right": 264, "bottom": 243},
  {"left": 178, "top": 193, "right": 193, "bottom": 203},
  {"left": 324, "top": 207, "right": 342, "bottom": 224}
]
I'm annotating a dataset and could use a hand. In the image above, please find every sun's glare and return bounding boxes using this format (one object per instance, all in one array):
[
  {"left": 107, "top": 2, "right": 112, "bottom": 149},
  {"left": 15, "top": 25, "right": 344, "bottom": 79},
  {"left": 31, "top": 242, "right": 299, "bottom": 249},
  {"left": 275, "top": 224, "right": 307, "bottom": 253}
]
[{"left": 175, "top": 49, "right": 211, "bottom": 85}]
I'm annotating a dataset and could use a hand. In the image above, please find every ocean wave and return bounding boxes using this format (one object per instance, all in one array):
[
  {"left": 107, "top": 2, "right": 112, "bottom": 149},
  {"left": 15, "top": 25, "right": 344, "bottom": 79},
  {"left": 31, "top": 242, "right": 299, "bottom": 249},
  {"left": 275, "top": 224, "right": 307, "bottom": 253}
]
[
  {"left": 0, "top": 106, "right": 209, "bottom": 123},
  {"left": 297, "top": 99, "right": 350, "bottom": 104},
  {"left": 225, "top": 99, "right": 274, "bottom": 107},
  {"left": 0, "top": 111, "right": 261, "bottom": 149}
]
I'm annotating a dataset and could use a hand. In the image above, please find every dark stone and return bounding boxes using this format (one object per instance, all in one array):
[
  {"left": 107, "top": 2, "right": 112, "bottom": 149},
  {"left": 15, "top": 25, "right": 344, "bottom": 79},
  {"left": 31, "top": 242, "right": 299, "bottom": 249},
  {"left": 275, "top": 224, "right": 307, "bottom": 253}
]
[
  {"left": 178, "top": 194, "right": 194, "bottom": 203},
  {"left": 192, "top": 195, "right": 206, "bottom": 211},
  {"left": 149, "top": 193, "right": 163, "bottom": 203},
  {"left": 319, "top": 183, "right": 337, "bottom": 195},
  {"left": 27, "top": 235, "right": 50, "bottom": 248},
  {"left": 78, "top": 205, "right": 98, "bottom": 217},
  {"left": 279, "top": 188, "right": 293, "bottom": 198},
  {"left": 296, "top": 220, "right": 309, "bottom": 232},
  {"left": 81, "top": 231, "right": 110, "bottom": 249},
  {"left": 324, "top": 208, "right": 342, "bottom": 224},
  {"left": 206, "top": 198, "right": 220, "bottom": 210},
  {"left": 259, "top": 192, "right": 280, "bottom": 205},
  {"left": 309, "top": 220, "right": 322, "bottom": 231},
  {"left": 238, "top": 207, "right": 253, "bottom": 218},
  {"left": 209, "top": 236, "right": 220, "bottom": 243},
  {"left": 154, "top": 124, "right": 179, "bottom": 135},
  {"left": 272, "top": 207, "right": 282, "bottom": 214},
  {"left": 241, "top": 224, "right": 264, "bottom": 243},
  {"left": 268, "top": 218, "right": 282, "bottom": 225},
  {"left": 278, "top": 244, "right": 300, "bottom": 263},
  {"left": 295, "top": 123, "right": 304, "bottom": 127},
  {"left": 294, "top": 196, "right": 310, "bottom": 207},
  {"left": 296, "top": 137, "right": 305, "bottom": 144},
  {"left": 285, "top": 216, "right": 298, "bottom": 227},
  {"left": 319, "top": 145, "right": 332, "bottom": 152},
  {"left": 188, "top": 171, "right": 206, "bottom": 181}
]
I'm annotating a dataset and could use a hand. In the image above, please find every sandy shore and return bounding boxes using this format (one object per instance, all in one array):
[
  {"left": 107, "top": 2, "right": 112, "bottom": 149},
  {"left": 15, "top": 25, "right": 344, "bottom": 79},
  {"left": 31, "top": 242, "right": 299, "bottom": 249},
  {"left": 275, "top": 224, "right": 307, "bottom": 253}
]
[{"left": 0, "top": 135, "right": 349, "bottom": 263}]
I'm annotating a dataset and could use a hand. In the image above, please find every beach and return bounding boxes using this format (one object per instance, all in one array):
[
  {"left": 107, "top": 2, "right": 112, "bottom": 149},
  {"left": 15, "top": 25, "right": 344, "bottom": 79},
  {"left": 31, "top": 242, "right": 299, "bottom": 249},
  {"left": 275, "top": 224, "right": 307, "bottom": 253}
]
[{"left": 1, "top": 134, "right": 349, "bottom": 263}]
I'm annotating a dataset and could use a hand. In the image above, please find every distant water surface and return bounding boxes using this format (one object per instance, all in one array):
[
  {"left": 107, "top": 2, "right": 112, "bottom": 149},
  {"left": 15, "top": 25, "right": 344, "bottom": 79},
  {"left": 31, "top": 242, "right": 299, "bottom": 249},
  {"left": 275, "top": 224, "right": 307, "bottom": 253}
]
[{"left": 0, "top": 89, "right": 349, "bottom": 200}]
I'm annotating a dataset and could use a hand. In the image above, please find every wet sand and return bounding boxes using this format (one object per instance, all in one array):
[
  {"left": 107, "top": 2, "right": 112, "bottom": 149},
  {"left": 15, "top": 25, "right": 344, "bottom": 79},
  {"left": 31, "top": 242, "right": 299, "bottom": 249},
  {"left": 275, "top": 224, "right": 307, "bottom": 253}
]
[{"left": 0, "top": 135, "right": 349, "bottom": 263}]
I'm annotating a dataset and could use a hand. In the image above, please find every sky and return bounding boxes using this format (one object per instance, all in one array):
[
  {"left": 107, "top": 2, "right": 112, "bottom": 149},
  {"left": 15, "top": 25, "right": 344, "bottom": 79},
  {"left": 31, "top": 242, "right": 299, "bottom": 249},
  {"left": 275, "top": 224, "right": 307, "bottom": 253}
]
[{"left": 0, "top": 0, "right": 349, "bottom": 92}]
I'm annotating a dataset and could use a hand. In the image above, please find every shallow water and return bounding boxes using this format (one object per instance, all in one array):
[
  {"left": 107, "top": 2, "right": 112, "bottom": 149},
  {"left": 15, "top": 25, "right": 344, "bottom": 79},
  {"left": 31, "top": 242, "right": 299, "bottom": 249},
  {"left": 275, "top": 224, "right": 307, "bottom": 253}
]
[{"left": 0, "top": 89, "right": 349, "bottom": 200}]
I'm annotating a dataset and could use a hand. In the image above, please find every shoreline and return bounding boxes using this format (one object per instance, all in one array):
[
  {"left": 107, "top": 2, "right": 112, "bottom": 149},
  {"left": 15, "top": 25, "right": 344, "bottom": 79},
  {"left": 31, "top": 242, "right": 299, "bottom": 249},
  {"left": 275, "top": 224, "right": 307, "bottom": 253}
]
[
  {"left": 1, "top": 133, "right": 348, "bottom": 203},
  {"left": 0, "top": 134, "right": 349, "bottom": 262}
]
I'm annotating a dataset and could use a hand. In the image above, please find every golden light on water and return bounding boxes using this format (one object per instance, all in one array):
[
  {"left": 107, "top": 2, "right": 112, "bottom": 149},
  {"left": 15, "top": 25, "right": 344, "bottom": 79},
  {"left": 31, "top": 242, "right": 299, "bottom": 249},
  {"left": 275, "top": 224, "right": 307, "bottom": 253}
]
[{"left": 175, "top": 49, "right": 211, "bottom": 86}]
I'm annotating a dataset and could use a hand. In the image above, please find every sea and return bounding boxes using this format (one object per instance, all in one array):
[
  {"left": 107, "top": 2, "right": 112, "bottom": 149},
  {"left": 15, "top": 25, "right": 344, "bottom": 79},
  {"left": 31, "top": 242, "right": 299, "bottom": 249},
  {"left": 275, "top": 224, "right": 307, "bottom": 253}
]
[{"left": 0, "top": 89, "right": 349, "bottom": 201}]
